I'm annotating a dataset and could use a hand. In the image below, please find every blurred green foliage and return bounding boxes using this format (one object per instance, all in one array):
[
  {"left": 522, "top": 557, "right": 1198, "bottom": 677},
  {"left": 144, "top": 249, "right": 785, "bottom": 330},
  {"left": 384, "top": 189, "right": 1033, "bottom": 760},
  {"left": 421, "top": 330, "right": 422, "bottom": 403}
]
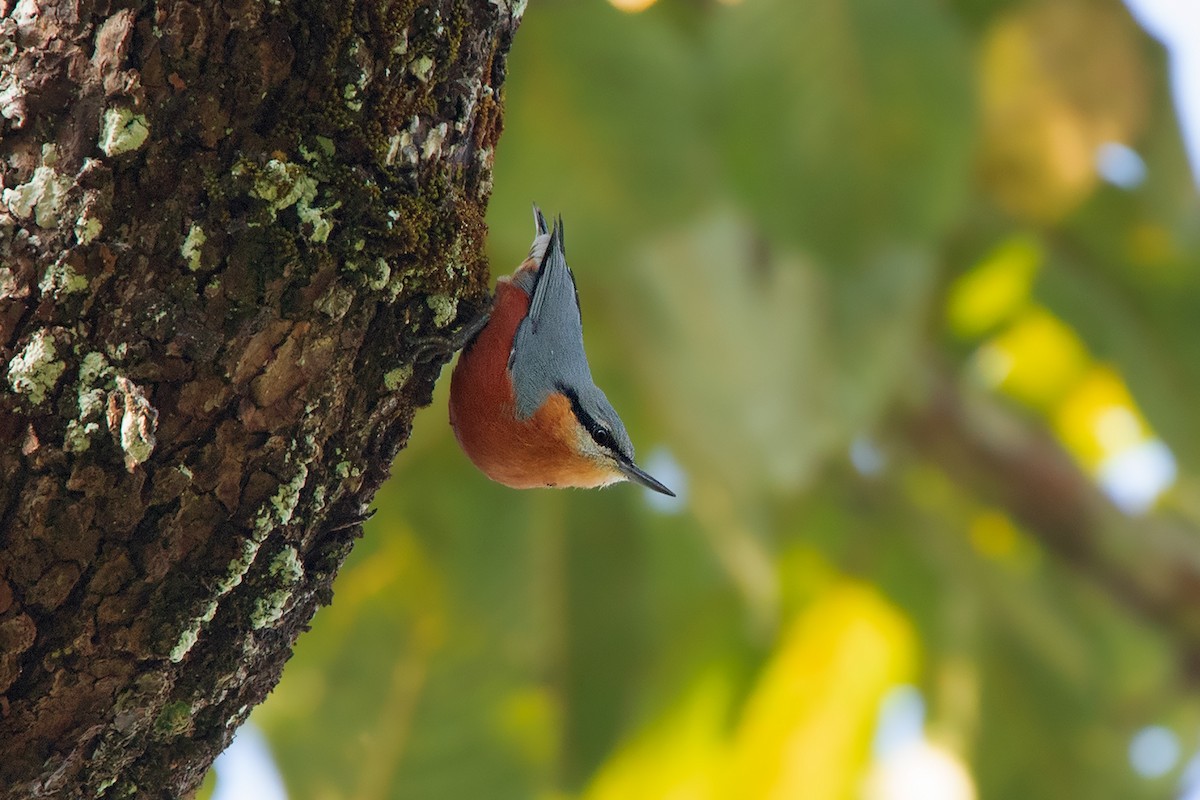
[{"left": 228, "top": 0, "right": 1200, "bottom": 797}]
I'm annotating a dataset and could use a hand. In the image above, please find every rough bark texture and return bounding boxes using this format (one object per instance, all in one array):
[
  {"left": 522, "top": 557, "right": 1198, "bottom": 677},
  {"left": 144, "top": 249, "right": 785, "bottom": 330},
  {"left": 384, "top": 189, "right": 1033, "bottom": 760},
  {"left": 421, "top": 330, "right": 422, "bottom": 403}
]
[{"left": 0, "top": 0, "right": 521, "bottom": 796}]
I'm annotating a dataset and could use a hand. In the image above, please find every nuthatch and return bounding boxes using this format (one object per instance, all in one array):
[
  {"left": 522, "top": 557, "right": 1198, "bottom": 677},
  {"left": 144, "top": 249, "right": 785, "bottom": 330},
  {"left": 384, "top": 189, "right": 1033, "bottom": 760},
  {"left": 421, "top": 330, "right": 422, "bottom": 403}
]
[{"left": 449, "top": 207, "right": 674, "bottom": 496}]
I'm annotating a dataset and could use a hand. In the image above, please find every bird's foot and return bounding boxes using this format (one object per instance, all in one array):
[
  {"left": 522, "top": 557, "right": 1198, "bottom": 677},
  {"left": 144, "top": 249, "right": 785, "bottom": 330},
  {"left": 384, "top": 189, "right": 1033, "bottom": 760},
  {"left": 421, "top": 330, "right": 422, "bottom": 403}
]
[
  {"left": 324, "top": 507, "right": 376, "bottom": 533},
  {"left": 411, "top": 298, "right": 493, "bottom": 364}
]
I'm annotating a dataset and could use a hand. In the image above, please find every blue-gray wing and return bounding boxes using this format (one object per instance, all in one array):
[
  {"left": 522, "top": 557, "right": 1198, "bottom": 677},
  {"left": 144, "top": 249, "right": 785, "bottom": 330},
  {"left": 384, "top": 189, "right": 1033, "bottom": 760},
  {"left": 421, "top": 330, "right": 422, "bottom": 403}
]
[{"left": 510, "top": 217, "right": 592, "bottom": 420}]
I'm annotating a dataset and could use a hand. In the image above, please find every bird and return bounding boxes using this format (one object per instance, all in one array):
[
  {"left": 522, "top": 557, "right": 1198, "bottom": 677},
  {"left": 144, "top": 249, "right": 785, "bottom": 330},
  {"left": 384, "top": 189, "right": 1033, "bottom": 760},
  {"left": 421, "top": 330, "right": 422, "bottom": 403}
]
[{"left": 449, "top": 206, "right": 674, "bottom": 496}]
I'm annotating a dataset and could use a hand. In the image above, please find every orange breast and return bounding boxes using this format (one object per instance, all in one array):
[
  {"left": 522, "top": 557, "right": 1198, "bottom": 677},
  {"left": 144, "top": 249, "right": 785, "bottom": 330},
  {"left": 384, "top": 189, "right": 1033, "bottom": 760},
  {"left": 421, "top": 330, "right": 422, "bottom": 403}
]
[{"left": 449, "top": 278, "right": 616, "bottom": 489}]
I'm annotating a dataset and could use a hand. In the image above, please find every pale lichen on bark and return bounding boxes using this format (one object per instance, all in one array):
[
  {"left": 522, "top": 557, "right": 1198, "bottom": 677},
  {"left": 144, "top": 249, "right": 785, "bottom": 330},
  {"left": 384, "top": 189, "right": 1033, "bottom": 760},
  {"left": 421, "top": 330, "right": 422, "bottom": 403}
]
[{"left": 0, "top": 0, "right": 523, "bottom": 796}]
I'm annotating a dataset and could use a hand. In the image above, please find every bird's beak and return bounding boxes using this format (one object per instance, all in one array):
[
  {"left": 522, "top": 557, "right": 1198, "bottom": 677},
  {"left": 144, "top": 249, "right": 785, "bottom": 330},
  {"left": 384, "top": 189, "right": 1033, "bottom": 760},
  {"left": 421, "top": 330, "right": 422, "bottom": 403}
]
[{"left": 618, "top": 459, "right": 676, "bottom": 497}]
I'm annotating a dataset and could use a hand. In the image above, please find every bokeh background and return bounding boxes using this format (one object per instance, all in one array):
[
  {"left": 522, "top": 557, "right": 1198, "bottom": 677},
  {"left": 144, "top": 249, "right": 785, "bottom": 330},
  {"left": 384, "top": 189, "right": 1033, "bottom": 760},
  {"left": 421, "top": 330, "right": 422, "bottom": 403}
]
[{"left": 204, "top": 0, "right": 1200, "bottom": 797}]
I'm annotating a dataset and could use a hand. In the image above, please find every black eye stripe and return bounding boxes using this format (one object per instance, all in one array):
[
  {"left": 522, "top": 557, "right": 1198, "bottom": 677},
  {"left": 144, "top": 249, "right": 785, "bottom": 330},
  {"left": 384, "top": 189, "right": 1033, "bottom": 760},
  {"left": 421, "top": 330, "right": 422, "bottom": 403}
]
[{"left": 555, "top": 382, "right": 619, "bottom": 454}]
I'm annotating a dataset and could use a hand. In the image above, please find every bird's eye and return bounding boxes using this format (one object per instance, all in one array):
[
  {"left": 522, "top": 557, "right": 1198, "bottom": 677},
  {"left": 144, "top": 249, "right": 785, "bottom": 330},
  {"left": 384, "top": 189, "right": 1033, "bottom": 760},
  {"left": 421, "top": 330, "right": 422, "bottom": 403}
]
[{"left": 589, "top": 425, "right": 618, "bottom": 453}]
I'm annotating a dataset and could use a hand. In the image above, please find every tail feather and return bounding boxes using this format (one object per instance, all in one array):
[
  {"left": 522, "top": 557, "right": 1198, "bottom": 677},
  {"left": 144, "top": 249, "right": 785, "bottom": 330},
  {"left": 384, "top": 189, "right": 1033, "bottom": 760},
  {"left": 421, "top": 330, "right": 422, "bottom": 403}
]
[{"left": 526, "top": 202, "right": 552, "bottom": 264}]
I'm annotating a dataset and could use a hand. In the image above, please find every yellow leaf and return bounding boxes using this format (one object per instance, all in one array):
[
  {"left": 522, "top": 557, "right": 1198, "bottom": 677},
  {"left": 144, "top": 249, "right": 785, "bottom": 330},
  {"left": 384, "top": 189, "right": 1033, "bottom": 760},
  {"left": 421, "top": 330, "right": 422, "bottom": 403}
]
[
  {"left": 582, "top": 584, "right": 917, "bottom": 800},
  {"left": 584, "top": 673, "right": 729, "bottom": 800},
  {"left": 946, "top": 235, "right": 1042, "bottom": 338},
  {"left": 1054, "top": 364, "right": 1150, "bottom": 469},
  {"left": 723, "top": 584, "right": 916, "bottom": 800},
  {"left": 978, "top": 307, "right": 1090, "bottom": 409}
]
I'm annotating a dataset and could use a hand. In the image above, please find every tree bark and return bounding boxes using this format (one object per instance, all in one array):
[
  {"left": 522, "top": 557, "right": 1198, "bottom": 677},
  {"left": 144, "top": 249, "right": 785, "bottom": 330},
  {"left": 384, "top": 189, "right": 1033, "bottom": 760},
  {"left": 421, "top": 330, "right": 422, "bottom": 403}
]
[{"left": 0, "top": 0, "right": 521, "bottom": 796}]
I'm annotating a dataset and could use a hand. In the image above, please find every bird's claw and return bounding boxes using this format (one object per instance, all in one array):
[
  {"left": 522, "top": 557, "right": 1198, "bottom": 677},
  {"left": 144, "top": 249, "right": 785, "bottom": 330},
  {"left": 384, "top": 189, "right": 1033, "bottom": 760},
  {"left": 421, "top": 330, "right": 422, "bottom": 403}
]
[
  {"left": 324, "top": 507, "right": 376, "bottom": 533},
  {"left": 412, "top": 299, "right": 493, "bottom": 364}
]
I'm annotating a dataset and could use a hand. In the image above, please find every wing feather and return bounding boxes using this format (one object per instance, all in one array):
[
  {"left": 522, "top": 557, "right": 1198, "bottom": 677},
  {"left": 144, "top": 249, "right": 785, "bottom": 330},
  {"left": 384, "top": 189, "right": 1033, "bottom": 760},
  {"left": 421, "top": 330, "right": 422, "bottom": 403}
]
[{"left": 510, "top": 217, "right": 592, "bottom": 419}]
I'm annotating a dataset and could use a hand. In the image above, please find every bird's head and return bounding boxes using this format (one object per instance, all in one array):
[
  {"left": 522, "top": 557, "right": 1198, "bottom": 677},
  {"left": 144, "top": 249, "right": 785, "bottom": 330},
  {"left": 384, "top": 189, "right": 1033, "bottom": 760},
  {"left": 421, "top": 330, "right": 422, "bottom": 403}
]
[{"left": 553, "top": 380, "right": 674, "bottom": 496}]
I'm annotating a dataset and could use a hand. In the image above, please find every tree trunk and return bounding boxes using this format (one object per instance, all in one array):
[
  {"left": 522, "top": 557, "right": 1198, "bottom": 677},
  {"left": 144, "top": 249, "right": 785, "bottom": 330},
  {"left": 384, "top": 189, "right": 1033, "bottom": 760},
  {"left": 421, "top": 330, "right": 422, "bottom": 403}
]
[{"left": 0, "top": 0, "right": 520, "bottom": 795}]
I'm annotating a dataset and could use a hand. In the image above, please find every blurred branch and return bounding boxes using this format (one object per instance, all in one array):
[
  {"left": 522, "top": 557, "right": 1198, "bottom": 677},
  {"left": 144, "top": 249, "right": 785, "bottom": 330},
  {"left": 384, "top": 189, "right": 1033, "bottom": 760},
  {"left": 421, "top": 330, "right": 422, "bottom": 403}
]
[{"left": 902, "top": 366, "right": 1200, "bottom": 667}]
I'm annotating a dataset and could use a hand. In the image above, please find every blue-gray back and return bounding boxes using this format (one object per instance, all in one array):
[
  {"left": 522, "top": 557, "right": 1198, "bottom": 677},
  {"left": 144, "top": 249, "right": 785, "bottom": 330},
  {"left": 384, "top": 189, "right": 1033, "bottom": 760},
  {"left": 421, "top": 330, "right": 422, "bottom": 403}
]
[{"left": 508, "top": 217, "right": 636, "bottom": 460}]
